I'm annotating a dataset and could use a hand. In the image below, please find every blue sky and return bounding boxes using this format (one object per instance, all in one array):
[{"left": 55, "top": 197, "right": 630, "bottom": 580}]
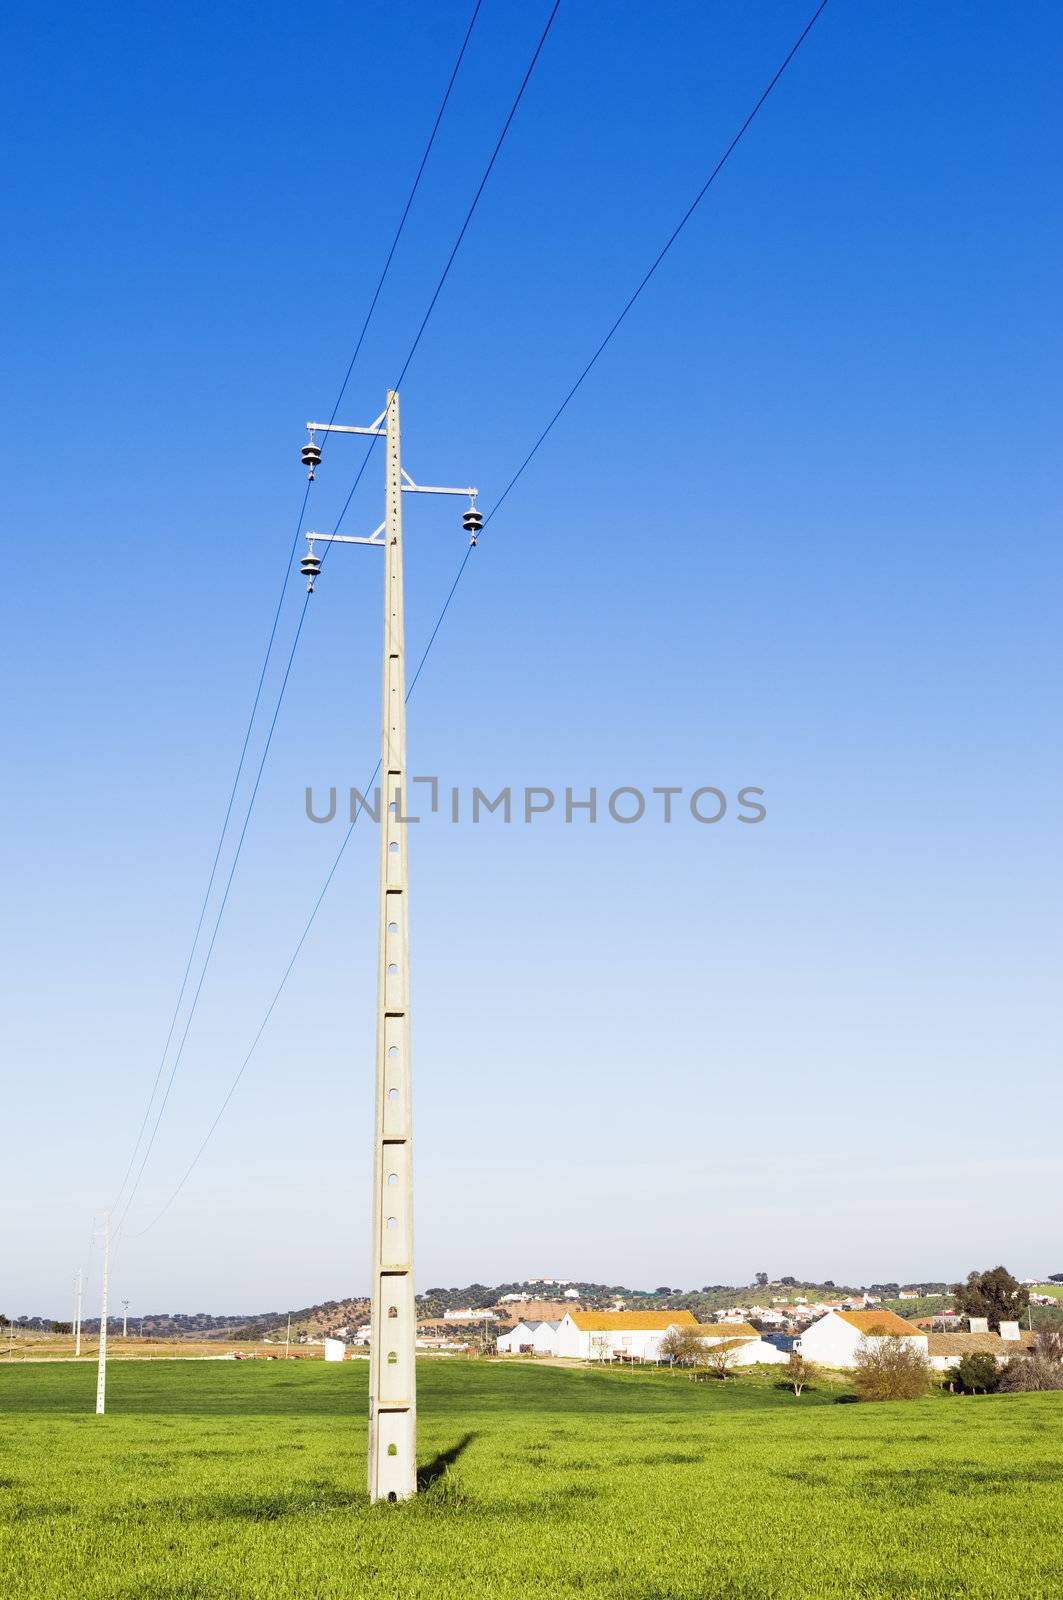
[{"left": 2, "top": 1, "right": 1060, "bottom": 1317}]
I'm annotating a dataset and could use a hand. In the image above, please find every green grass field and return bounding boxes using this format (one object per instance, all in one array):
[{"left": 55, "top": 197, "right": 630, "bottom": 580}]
[{"left": 2, "top": 1358, "right": 1061, "bottom": 1599}]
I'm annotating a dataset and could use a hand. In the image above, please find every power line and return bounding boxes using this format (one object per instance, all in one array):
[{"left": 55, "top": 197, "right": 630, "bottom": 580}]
[
  {"left": 121, "top": 0, "right": 829, "bottom": 1233},
  {"left": 123, "top": 0, "right": 564, "bottom": 1166},
  {"left": 486, "top": 0, "right": 832, "bottom": 527},
  {"left": 320, "top": 0, "right": 564, "bottom": 552},
  {"left": 318, "top": 0, "right": 485, "bottom": 449},
  {"left": 127, "top": 574, "right": 463, "bottom": 1240},
  {"left": 124, "top": 775, "right": 381, "bottom": 1239},
  {"left": 113, "top": 598, "right": 312, "bottom": 1241},
  {"left": 112, "top": 0, "right": 560, "bottom": 1233},
  {"left": 106, "top": 2, "right": 486, "bottom": 1223}
]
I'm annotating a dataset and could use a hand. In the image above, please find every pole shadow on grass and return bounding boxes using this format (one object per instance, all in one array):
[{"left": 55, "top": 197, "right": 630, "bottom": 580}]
[{"left": 417, "top": 1431, "right": 478, "bottom": 1491}]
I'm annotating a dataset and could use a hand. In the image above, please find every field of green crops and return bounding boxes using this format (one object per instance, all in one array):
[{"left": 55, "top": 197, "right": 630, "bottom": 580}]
[{"left": 2, "top": 1358, "right": 1062, "bottom": 1599}]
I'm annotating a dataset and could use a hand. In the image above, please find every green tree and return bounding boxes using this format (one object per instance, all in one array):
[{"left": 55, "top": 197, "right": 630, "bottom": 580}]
[
  {"left": 953, "top": 1266, "right": 1029, "bottom": 1331},
  {"left": 853, "top": 1334, "right": 933, "bottom": 1401},
  {"left": 953, "top": 1352, "right": 999, "bottom": 1394}
]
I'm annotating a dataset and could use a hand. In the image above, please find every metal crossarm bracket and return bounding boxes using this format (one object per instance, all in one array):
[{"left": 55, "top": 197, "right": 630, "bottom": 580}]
[
  {"left": 306, "top": 524, "right": 386, "bottom": 548},
  {"left": 400, "top": 468, "right": 478, "bottom": 497},
  {"left": 306, "top": 418, "right": 387, "bottom": 438}
]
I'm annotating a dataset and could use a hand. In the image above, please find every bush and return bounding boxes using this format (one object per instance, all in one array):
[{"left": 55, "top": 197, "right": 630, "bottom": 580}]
[
  {"left": 998, "top": 1354, "right": 1063, "bottom": 1393},
  {"left": 853, "top": 1334, "right": 933, "bottom": 1401},
  {"left": 953, "top": 1352, "right": 1000, "bottom": 1394},
  {"left": 784, "top": 1351, "right": 819, "bottom": 1396}
]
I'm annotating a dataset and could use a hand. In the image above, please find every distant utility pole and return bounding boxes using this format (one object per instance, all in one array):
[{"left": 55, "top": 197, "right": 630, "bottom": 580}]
[
  {"left": 122, "top": 1299, "right": 129, "bottom": 1339},
  {"left": 74, "top": 1268, "right": 83, "bottom": 1359},
  {"left": 95, "top": 1215, "right": 110, "bottom": 1415},
  {"left": 284, "top": 1315, "right": 291, "bottom": 1360},
  {"left": 300, "top": 392, "right": 480, "bottom": 1504}
]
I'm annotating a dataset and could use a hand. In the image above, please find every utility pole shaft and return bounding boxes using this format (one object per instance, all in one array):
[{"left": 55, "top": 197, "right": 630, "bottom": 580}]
[
  {"left": 122, "top": 1299, "right": 129, "bottom": 1339},
  {"left": 299, "top": 389, "right": 478, "bottom": 1503},
  {"left": 367, "top": 389, "right": 416, "bottom": 1503},
  {"left": 74, "top": 1268, "right": 82, "bottom": 1358},
  {"left": 285, "top": 1315, "right": 291, "bottom": 1360},
  {"left": 95, "top": 1215, "right": 109, "bottom": 1415}
]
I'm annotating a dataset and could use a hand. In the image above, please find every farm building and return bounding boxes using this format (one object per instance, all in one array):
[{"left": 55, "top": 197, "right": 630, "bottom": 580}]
[
  {"left": 926, "top": 1328, "right": 1035, "bottom": 1372},
  {"left": 553, "top": 1310, "right": 699, "bottom": 1362},
  {"left": 699, "top": 1323, "right": 788, "bottom": 1366},
  {"left": 495, "top": 1319, "right": 563, "bottom": 1356},
  {"left": 796, "top": 1308, "right": 929, "bottom": 1368}
]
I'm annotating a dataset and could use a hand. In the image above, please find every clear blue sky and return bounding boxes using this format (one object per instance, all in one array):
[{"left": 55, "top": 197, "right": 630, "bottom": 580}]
[{"left": 2, "top": 1, "right": 1060, "bottom": 1317}]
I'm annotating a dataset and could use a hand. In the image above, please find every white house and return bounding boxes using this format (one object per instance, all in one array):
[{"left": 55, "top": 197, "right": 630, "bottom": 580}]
[
  {"left": 496, "top": 1320, "right": 535, "bottom": 1354},
  {"left": 797, "top": 1308, "right": 929, "bottom": 1368},
  {"left": 554, "top": 1310, "right": 699, "bottom": 1362},
  {"left": 698, "top": 1322, "right": 788, "bottom": 1366}
]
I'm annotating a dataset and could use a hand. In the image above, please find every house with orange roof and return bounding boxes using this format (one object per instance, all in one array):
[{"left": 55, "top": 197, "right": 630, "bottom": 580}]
[
  {"left": 797, "top": 1307, "right": 929, "bottom": 1368},
  {"left": 553, "top": 1309, "right": 699, "bottom": 1362}
]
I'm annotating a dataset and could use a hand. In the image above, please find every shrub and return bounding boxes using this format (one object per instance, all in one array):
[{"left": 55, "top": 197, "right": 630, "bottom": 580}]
[
  {"left": 998, "top": 1354, "right": 1063, "bottom": 1393},
  {"left": 853, "top": 1334, "right": 933, "bottom": 1401},
  {"left": 700, "top": 1340, "right": 743, "bottom": 1379},
  {"left": 1035, "top": 1327, "right": 1063, "bottom": 1363},
  {"left": 659, "top": 1326, "right": 705, "bottom": 1367},
  {"left": 784, "top": 1351, "right": 819, "bottom": 1396},
  {"left": 953, "top": 1352, "right": 1000, "bottom": 1394}
]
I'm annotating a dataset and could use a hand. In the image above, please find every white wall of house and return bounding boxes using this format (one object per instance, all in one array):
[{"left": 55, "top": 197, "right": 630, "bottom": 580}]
[
  {"left": 531, "top": 1321, "right": 562, "bottom": 1355},
  {"left": 554, "top": 1314, "right": 673, "bottom": 1361},
  {"left": 726, "top": 1337, "right": 788, "bottom": 1366},
  {"left": 797, "top": 1312, "right": 928, "bottom": 1369},
  {"left": 496, "top": 1321, "right": 535, "bottom": 1354}
]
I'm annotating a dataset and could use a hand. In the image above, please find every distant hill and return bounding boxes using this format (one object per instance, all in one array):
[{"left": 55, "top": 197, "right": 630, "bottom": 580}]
[{"left": 23, "top": 1275, "right": 1060, "bottom": 1336}]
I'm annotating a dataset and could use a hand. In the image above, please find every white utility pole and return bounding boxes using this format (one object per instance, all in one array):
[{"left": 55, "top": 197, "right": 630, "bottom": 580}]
[
  {"left": 74, "top": 1268, "right": 83, "bottom": 1358},
  {"left": 95, "top": 1215, "right": 110, "bottom": 1415},
  {"left": 284, "top": 1315, "right": 292, "bottom": 1360},
  {"left": 301, "top": 392, "right": 480, "bottom": 1503},
  {"left": 122, "top": 1299, "right": 129, "bottom": 1338}
]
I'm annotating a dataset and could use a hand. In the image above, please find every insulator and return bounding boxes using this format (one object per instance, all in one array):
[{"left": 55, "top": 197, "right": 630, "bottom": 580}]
[
  {"left": 300, "top": 553, "right": 321, "bottom": 578},
  {"left": 301, "top": 441, "right": 322, "bottom": 480},
  {"left": 462, "top": 507, "right": 483, "bottom": 534}
]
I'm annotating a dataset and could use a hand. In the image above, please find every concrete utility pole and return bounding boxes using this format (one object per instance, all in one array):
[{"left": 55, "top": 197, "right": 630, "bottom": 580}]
[
  {"left": 301, "top": 392, "right": 480, "bottom": 1503},
  {"left": 74, "top": 1268, "right": 82, "bottom": 1358},
  {"left": 284, "top": 1315, "right": 291, "bottom": 1360},
  {"left": 96, "top": 1215, "right": 110, "bottom": 1415},
  {"left": 122, "top": 1299, "right": 129, "bottom": 1338}
]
